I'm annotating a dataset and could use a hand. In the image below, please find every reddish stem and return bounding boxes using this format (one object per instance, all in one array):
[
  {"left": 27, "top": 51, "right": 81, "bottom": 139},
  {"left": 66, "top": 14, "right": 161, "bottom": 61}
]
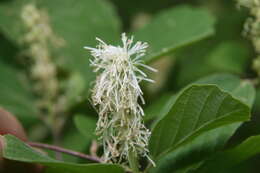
[{"left": 28, "top": 142, "right": 102, "bottom": 163}]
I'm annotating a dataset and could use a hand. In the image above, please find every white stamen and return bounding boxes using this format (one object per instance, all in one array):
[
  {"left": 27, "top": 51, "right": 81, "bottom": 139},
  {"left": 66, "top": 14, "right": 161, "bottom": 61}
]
[{"left": 85, "top": 33, "right": 156, "bottom": 165}]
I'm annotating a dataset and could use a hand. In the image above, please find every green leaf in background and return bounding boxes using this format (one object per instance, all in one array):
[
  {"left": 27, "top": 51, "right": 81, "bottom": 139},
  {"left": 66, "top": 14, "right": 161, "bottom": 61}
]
[
  {"left": 0, "top": 62, "right": 38, "bottom": 126},
  {"left": 206, "top": 41, "right": 249, "bottom": 74},
  {"left": 63, "top": 73, "right": 86, "bottom": 107},
  {"left": 0, "top": 34, "right": 18, "bottom": 66},
  {"left": 0, "top": 0, "right": 121, "bottom": 93},
  {"left": 149, "top": 84, "right": 251, "bottom": 160},
  {"left": 37, "top": 0, "right": 121, "bottom": 92},
  {"left": 2, "top": 135, "right": 124, "bottom": 173},
  {"left": 193, "top": 135, "right": 260, "bottom": 173},
  {"left": 144, "top": 92, "right": 177, "bottom": 122},
  {"left": 60, "top": 127, "right": 90, "bottom": 163},
  {"left": 133, "top": 5, "right": 215, "bottom": 63},
  {"left": 253, "top": 88, "right": 260, "bottom": 112},
  {"left": 173, "top": 0, "right": 250, "bottom": 88},
  {"left": 74, "top": 114, "right": 97, "bottom": 140}
]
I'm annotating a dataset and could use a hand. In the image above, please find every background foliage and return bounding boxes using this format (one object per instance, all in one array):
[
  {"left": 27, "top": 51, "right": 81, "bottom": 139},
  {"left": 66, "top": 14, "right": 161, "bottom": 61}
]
[{"left": 0, "top": 0, "right": 260, "bottom": 172}]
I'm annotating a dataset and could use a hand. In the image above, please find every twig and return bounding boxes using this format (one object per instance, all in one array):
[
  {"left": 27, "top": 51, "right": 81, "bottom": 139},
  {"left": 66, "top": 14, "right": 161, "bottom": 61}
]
[{"left": 28, "top": 142, "right": 102, "bottom": 163}]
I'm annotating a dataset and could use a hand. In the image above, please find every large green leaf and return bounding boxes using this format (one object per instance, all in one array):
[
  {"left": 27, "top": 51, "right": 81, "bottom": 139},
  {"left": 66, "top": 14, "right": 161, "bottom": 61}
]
[
  {"left": 149, "top": 84, "right": 250, "bottom": 160},
  {"left": 149, "top": 74, "right": 255, "bottom": 173},
  {"left": 193, "top": 135, "right": 260, "bottom": 173},
  {"left": 150, "top": 123, "right": 240, "bottom": 173},
  {"left": 0, "top": 62, "right": 38, "bottom": 126},
  {"left": 133, "top": 5, "right": 215, "bottom": 63},
  {"left": 2, "top": 135, "right": 124, "bottom": 173},
  {"left": 145, "top": 74, "right": 255, "bottom": 125}
]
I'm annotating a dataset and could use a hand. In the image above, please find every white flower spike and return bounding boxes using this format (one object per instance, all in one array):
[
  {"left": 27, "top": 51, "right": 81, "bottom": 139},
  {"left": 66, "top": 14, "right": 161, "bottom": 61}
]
[{"left": 84, "top": 33, "right": 156, "bottom": 165}]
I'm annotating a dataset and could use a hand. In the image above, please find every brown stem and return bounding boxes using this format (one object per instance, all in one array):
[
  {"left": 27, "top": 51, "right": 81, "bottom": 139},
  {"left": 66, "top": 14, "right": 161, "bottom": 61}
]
[{"left": 28, "top": 142, "right": 102, "bottom": 163}]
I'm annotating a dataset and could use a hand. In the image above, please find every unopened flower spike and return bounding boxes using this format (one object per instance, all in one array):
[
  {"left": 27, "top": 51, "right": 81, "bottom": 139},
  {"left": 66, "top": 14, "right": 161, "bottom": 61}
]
[{"left": 84, "top": 33, "right": 157, "bottom": 166}]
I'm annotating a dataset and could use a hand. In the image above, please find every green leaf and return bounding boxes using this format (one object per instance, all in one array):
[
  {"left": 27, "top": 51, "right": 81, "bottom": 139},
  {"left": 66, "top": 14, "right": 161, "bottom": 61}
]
[
  {"left": 173, "top": 2, "right": 249, "bottom": 88},
  {"left": 206, "top": 42, "right": 249, "bottom": 74},
  {"left": 150, "top": 123, "right": 240, "bottom": 173},
  {"left": 194, "top": 74, "right": 255, "bottom": 107},
  {"left": 0, "top": 62, "right": 38, "bottom": 126},
  {"left": 3, "top": 134, "right": 57, "bottom": 163},
  {"left": 74, "top": 114, "right": 97, "bottom": 140},
  {"left": 133, "top": 5, "right": 215, "bottom": 63},
  {"left": 2, "top": 135, "right": 124, "bottom": 173},
  {"left": 149, "top": 84, "right": 250, "bottom": 160},
  {"left": 145, "top": 73, "right": 255, "bottom": 125},
  {"left": 45, "top": 164, "right": 124, "bottom": 173},
  {"left": 148, "top": 74, "right": 255, "bottom": 173},
  {"left": 193, "top": 135, "right": 260, "bottom": 173},
  {"left": 194, "top": 74, "right": 242, "bottom": 91}
]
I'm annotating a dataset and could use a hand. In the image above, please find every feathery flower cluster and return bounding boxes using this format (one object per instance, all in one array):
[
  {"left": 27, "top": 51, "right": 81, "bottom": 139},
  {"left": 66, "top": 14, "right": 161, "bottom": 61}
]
[
  {"left": 238, "top": 0, "right": 260, "bottom": 75},
  {"left": 21, "top": 4, "right": 64, "bottom": 112},
  {"left": 85, "top": 33, "right": 157, "bottom": 164}
]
